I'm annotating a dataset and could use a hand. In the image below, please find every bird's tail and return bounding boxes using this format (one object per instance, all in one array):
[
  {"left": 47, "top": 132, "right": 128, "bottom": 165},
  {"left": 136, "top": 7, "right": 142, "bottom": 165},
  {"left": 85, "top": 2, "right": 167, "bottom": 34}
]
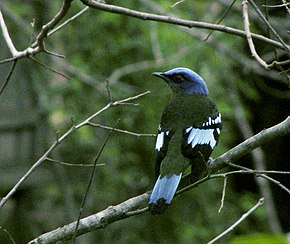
[{"left": 148, "top": 173, "right": 182, "bottom": 215}]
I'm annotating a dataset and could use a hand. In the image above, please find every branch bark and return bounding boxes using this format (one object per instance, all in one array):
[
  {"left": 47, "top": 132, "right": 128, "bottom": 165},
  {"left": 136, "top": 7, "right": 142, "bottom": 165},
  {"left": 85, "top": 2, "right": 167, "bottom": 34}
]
[
  {"left": 209, "top": 116, "right": 290, "bottom": 172},
  {"left": 28, "top": 192, "right": 150, "bottom": 243},
  {"left": 28, "top": 116, "right": 290, "bottom": 243},
  {"left": 80, "top": 0, "right": 289, "bottom": 51}
]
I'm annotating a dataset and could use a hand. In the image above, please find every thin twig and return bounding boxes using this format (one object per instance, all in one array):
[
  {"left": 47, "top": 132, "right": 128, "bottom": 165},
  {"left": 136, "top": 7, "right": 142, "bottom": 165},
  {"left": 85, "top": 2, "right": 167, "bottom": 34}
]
[
  {"left": 29, "top": 57, "right": 70, "bottom": 80},
  {"left": 105, "top": 79, "right": 112, "bottom": 102},
  {"left": 207, "top": 198, "right": 264, "bottom": 244},
  {"left": 47, "top": 6, "right": 89, "bottom": 38},
  {"left": 263, "top": 1, "right": 290, "bottom": 14},
  {"left": 263, "top": 2, "right": 290, "bottom": 15},
  {"left": 226, "top": 163, "right": 290, "bottom": 195},
  {"left": 80, "top": 0, "right": 288, "bottom": 51},
  {"left": 204, "top": 0, "right": 237, "bottom": 41},
  {"left": 0, "top": 0, "right": 73, "bottom": 64},
  {"left": 0, "top": 10, "right": 18, "bottom": 56},
  {"left": 248, "top": 0, "right": 289, "bottom": 52},
  {"left": 35, "top": 0, "right": 73, "bottom": 49},
  {"left": 170, "top": 0, "right": 186, "bottom": 8},
  {"left": 72, "top": 124, "right": 115, "bottom": 242},
  {"left": 225, "top": 77, "right": 283, "bottom": 233},
  {"left": 0, "top": 91, "right": 150, "bottom": 209},
  {"left": 88, "top": 122, "right": 155, "bottom": 137},
  {"left": 45, "top": 157, "right": 104, "bottom": 167},
  {"left": 0, "top": 60, "right": 17, "bottom": 95},
  {"left": 218, "top": 176, "right": 227, "bottom": 213},
  {"left": 242, "top": 0, "right": 269, "bottom": 69},
  {"left": 0, "top": 225, "right": 16, "bottom": 244}
]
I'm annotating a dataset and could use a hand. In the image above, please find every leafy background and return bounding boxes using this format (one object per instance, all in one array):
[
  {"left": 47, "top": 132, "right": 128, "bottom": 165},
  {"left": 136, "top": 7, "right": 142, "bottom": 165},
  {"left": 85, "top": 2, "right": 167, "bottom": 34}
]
[{"left": 0, "top": 0, "right": 289, "bottom": 243}]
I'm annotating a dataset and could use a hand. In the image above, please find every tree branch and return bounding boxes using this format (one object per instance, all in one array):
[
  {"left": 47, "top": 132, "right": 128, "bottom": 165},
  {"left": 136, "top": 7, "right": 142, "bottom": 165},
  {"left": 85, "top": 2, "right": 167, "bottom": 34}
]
[
  {"left": 80, "top": 0, "right": 289, "bottom": 51},
  {"left": 34, "top": 0, "right": 73, "bottom": 49},
  {"left": 209, "top": 116, "right": 290, "bottom": 172},
  {"left": 0, "top": 59, "right": 17, "bottom": 95},
  {"left": 0, "top": 91, "right": 150, "bottom": 209},
  {"left": 0, "top": 0, "right": 73, "bottom": 64},
  {"left": 27, "top": 116, "right": 290, "bottom": 243},
  {"left": 242, "top": 0, "right": 269, "bottom": 69},
  {"left": 207, "top": 197, "right": 264, "bottom": 244},
  {"left": 28, "top": 192, "right": 150, "bottom": 243},
  {"left": 0, "top": 10, "right": 18, "bottom": 56}
]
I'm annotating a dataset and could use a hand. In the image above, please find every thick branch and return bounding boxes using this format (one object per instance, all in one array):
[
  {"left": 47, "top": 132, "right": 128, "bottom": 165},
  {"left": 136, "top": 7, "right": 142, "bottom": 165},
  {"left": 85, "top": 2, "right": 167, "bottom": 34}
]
[
  {"left": 80, "top": 0, "right": 288, "bottom": 51},
  {"left": 28, "top": 192, "right": 150, "bottom": 243},
  {"left": 28, "top": 116, "right": 290, "bottom": 243},
  {"left": 209, "top": 116, "right": 290, "bottom": 172}
]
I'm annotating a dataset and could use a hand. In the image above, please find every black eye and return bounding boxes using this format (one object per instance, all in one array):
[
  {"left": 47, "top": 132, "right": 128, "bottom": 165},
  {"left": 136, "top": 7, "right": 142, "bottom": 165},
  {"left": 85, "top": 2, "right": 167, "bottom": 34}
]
[{"left": 172, "top": 75, "right": 184, "bottom": 83}]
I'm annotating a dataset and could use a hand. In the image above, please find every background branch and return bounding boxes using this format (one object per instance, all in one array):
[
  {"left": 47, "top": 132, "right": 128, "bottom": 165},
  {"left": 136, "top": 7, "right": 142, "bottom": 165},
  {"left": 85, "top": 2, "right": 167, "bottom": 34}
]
[
  {"left": 80, "top": 0, "right": 288, "bottom": 51},
  {"left": 0, "top": 91, "right": 150, "bottom": 209},
  {"left": 207, "top": 198, "right": 264, "bottom": 244}
]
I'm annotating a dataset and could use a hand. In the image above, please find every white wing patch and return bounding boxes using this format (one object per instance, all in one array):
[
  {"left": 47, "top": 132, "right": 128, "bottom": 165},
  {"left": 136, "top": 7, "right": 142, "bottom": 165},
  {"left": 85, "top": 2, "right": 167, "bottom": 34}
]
[
  {"left": 202, "top": 113, "right": 222, "bottom": 127},
  {"left": 156, "top": 131, "right": 164, "bottom": 151},
  {"left": 155, "top": 125, "right": 170, "bottom": 151},
  {"left": 187, "top": 128, "right": 217, "bottom": 149},
  {"left": 186, "top": 114, "right": 221, "bottom": 149}
]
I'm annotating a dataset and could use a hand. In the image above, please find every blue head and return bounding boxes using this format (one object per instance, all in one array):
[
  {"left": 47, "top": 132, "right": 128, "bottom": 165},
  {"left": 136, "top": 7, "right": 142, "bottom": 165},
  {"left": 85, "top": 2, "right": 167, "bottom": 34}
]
[{"left": 153, "top": 67, "right": 208, "bottom": 95}]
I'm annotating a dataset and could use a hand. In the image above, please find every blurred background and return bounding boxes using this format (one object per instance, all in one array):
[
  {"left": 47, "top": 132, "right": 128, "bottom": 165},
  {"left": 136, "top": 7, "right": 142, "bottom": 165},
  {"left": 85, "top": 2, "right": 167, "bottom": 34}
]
[{"left": 0, "top": 0, "right": 289, "bottom": 243}]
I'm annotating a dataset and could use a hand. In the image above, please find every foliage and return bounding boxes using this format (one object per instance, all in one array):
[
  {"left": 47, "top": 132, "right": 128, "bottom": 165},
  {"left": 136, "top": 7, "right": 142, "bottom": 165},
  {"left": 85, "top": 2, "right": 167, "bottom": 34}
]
[{"left": 0, "top": 0, "right": 289, "bottom": 243}]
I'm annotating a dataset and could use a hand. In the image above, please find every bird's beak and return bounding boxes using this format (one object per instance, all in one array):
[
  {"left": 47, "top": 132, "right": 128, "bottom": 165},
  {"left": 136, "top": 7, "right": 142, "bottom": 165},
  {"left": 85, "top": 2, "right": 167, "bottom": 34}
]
[{"left": 152, "top": 72, "right": 164, "bottom": 78}]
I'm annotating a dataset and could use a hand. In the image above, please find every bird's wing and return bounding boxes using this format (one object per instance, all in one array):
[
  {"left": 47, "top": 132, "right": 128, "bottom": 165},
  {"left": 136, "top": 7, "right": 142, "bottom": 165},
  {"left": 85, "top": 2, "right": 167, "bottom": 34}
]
[
  {"left": 154, "top": 124, "right": 173, "bottom": 178},
  {"left": 182, "top": 113, "right": 222, "bottom": 161}
]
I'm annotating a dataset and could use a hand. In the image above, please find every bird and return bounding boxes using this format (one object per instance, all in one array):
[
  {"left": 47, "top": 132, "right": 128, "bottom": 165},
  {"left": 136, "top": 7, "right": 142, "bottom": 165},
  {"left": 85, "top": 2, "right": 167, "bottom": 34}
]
[{"left": 148, "top": 67, "right": 222, "bottom": 215}]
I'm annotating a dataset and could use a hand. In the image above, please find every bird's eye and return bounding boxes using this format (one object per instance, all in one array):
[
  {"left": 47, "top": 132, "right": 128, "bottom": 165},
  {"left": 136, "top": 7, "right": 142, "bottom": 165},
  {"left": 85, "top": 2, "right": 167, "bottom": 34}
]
[{"left": 173, "top": 75, "right": 184, "bottom": 83}]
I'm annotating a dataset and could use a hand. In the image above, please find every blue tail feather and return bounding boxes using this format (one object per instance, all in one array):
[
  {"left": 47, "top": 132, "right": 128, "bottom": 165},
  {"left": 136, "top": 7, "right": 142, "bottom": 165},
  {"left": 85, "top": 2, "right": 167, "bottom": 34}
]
[{"left": 149, "top": 174, "right": 182, "bottom": 214}]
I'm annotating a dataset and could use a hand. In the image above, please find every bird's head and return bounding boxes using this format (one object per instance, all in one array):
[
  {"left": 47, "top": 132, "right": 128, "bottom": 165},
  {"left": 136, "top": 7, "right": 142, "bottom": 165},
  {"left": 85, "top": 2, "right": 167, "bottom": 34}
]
[{"left": 153, "top": 67, "right": 208, "bottom": 95}]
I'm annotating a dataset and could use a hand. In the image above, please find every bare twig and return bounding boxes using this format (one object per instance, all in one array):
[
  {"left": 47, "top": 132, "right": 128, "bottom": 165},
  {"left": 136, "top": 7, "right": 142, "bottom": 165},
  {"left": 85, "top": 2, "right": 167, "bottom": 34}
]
[
  {"left": 170, "top": 0, "right": 186, "bottom": 8},
  {"left": 0, "top": 91, "right": 151, "bottom": 209},
  {"left": 263, "top": 2, "right": 290, "bottom": 14},
  {"left": 248, "top": 0, "right": 289, "bottom": 52},
  {"left": 35, "top": 0, "right": 73, "bottom": 50},
  {"left": 218, "top": 176, "right": 227, "bottom": 213},
  {"left": 29, "top": 57, "right": 70, "bottom": 80},
  {"left": 0, "top": 60, "right": 17, "bottom": 95},
  {"left": 72, "top": 124, "right": 115, "bottom": 242},
  {"left": 0, "top": 10, "right": 18, "bottom": 56},
  {"left": 207, "top": 198, "right": 264, "bottom": 244},
  {"left": 80, "top": 0, "right": 288, "bottom": 51},
  {"left": 0, "top": 0, "right": 73, "bottom": 64},
  {"left": 227, "top": 81, "right": 283, "bottom": 233},
  {"left": 45, "top": 157, "right": 104, "bottom": 167},
  {"left": 204, "top": 0, "right": 237, "bottom": 41},
  {"left": 47, "top": 6, "right": 89, "bottom": 38},
  {"left": 0, "top": 225, "right": 16, "bottom": 244},
  {"left": 226, "top": 163, "right": 290, "bottom": 195},
  {"left": 88, "top": 122, "right": 155, "bottom": 137},
  {"left": 242, "top": 0, "right": 269, "bottom": 69}
]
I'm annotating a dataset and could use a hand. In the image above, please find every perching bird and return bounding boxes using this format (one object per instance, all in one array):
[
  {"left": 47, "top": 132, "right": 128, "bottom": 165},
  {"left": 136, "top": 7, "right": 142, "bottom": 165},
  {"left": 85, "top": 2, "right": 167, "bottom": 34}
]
[{"left": 149, "top": 67, "right": 222, "bottom": 215}]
